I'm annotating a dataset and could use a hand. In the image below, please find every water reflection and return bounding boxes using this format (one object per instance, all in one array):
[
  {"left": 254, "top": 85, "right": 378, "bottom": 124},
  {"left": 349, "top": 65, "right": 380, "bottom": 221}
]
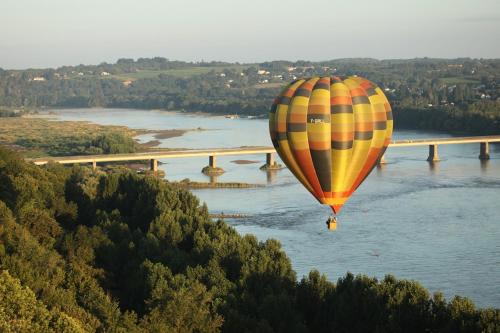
[
  {"left": 266, "top": 170, "right": 279, "bottom": 184},
  {"left": 428, "top": 160, "right": 440, "bottom": 173},
  {"left": 480, "top": 159, "right": 490, "bottom": 173},
  {"left": 207, "top": 175, "right": 219, "bottom": 183}
]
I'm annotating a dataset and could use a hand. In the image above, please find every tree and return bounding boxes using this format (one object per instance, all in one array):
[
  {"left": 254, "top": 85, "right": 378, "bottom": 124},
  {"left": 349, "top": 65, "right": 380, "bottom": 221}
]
[
  {"left": 0, "top": 270, "right": 86, "bottom": 333},
  {"left": 0, "top": 146, "right": 499, "bottom": 332}
]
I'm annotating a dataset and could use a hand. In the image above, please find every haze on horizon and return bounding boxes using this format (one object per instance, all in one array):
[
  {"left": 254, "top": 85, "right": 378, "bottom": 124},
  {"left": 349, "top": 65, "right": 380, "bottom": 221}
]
[{"left": 1, "top": 0, "right": 499, "bottom": 69}]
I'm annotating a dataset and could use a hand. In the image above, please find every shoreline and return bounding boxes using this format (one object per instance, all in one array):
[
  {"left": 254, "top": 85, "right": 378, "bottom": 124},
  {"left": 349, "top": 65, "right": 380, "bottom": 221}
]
[
  {"left": 34, "top": 106, "right": 499, "bottom": 136},
  {"left": 39, "top": 106, "right": 268, "bottom": 120},
  {"left": 21, "top": 112, "right": 208, "bottom": 150},
  {"left": 39, "top": 107, "right": 242, "bottom": 119},
  {"left": 32, "top": 110, "right": 221, "bottom": 149}
]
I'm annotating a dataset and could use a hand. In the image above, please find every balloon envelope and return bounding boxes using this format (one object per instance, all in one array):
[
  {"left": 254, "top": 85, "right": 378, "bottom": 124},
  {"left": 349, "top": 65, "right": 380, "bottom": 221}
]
[{"left": 269, "top": 76, "right": 393, "bottom": 214}]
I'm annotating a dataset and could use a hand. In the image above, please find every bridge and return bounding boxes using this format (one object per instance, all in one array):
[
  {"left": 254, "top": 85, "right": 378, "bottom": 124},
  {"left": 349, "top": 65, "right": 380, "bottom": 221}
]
[{"left": 27, "top": 135, "right": 500, "bottom": 172}]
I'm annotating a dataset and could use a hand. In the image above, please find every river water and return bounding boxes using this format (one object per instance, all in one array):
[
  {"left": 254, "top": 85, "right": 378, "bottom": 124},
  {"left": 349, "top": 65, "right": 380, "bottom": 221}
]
[{"left": 50, "top": 108, "right": 500, "bottom": 308}]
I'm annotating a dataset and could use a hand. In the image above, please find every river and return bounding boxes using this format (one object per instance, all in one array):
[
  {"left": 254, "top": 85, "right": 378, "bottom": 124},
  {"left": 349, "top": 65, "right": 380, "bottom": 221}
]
[{"left": 49, "top": 108, "right": 500, "bottom": 308}]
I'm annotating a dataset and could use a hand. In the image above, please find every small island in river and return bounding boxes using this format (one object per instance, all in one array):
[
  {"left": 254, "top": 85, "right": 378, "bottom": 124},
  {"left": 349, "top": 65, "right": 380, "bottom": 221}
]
[
  {"left": 173, "top": 178, "right": 262, "bottom": 189},
  {"left": 231, "top": 159, "right": 260, "bottom": 164}
]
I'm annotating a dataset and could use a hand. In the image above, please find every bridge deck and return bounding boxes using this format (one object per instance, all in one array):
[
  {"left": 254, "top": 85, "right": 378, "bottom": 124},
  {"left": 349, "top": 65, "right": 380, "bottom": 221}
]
[
  {"left": 27, "top": 135, "right": 500, "bottom": 165},
  {"left": 388, "top": 135, "right": 500, "bottom": 147}
]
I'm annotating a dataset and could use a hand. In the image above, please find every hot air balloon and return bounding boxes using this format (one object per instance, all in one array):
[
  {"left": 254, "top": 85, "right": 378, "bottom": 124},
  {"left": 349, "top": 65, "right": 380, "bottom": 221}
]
[{"left": 269, "top": 76, "right": 393, "bottom": 227}]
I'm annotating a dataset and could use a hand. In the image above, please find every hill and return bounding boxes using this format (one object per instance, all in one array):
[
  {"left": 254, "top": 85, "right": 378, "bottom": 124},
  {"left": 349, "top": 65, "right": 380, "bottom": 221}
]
[{"left": 1, "top": 146, "right": 499, "bottom": 332}]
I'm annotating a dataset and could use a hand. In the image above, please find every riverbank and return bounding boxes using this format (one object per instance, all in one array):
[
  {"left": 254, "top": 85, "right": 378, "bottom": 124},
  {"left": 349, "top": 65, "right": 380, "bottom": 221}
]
[
  {"left": 209, "top": 213, "right": 250, "bottom": 219},
  {"left": 0, "top": 116, "right": 202, "bottom": 157}
]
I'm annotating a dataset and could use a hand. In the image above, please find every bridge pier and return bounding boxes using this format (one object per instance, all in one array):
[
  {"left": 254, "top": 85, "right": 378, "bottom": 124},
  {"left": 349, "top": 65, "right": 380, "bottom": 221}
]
[
  {"left": 202, "top": 155, "right": 225, "bottom": 176},
  {"left": 427, "top": 144, "right": 440, "bottom": 162},
  {"left": 260, "top": 153, "right": 283, "bottom": 170},
  {"left": 92, "top": 160, "right": 97, "bottom": 170},
  {"left": 209, "top": 155, "right": 216, "bottom": 168},
  {"left": 150, "top": 159, "right": 158, "bottom": 173},
  {"left": 266, "top": 152, "right": 274, "bottom": 166},
  {"left": 479, "top": 142, "right": 490, "bottom": 160}
]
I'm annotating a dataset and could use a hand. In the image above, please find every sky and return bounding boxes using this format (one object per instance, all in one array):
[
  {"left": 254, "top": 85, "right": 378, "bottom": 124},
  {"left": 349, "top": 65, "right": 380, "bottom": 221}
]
[{"left": 1, "top": 0, "right": 499, "bottom": 69}]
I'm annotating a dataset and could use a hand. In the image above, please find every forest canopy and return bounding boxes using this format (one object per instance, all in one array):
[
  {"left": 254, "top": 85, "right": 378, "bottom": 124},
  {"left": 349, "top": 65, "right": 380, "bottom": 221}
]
[{"left": 0, "top": 146, "right": 499, "bottom": 332}]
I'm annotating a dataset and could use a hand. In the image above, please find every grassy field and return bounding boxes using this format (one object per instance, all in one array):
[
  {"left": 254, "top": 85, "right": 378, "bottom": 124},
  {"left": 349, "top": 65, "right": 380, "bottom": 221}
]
[
  {"left": 111, "top": 68, "right": 211, "bottom": 80},
  {"left": 439, "top": 77, "right": 480, "bottom": 85},
  {"left": 253, "top": 82, "right": 286, "bottom": 89},
  {"left": 111, "top": 64, "right": 252, "bottom": 81}
]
